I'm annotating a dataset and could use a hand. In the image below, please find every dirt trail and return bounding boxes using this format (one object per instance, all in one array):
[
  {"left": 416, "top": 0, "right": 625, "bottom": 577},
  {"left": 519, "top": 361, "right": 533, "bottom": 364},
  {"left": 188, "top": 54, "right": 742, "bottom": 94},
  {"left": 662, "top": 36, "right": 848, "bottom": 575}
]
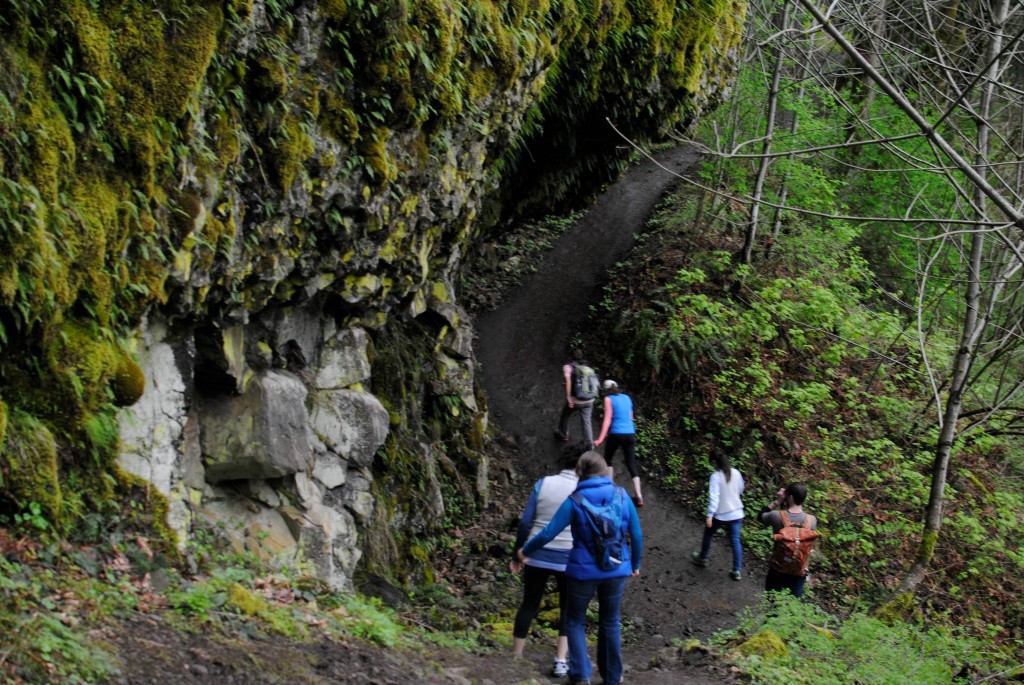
[{"left": 474, "top": 147, "right": 759, "bottom": 683}]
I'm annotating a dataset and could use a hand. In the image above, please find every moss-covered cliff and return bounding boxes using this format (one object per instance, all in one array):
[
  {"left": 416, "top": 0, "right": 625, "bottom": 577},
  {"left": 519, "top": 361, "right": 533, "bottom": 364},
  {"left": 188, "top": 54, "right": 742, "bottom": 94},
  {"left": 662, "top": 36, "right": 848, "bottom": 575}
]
[{"left": 0, "top": 0, "right": 743, "bottom": 585}]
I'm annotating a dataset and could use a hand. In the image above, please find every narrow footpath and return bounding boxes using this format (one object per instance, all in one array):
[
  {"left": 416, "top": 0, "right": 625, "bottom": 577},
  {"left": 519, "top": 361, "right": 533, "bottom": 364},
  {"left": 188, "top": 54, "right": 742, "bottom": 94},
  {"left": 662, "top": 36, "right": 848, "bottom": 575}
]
[{"left": 474, "top": 146, "right": 758, "bottom": 684}]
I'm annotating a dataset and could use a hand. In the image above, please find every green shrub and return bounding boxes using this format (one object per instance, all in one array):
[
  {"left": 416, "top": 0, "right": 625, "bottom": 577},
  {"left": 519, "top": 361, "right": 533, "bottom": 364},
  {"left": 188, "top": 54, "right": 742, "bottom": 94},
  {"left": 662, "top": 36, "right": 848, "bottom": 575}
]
[{"left": 716, "top": 594, "right": 1001, "bottom": 685}]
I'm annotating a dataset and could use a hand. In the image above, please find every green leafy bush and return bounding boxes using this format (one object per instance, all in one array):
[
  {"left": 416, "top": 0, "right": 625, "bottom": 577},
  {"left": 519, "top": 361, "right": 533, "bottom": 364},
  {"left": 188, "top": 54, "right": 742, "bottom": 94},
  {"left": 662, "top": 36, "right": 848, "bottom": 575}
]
[{"left": 716, "top": 594, "right": 1001, "bottom": 685}]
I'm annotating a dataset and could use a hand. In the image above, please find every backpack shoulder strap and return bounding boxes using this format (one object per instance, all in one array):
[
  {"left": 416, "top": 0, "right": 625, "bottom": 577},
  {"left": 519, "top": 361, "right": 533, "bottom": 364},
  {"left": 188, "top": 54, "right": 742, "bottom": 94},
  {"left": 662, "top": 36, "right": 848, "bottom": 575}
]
[{"left": 778, "top": 509, "right": 790, "bottom": 527}]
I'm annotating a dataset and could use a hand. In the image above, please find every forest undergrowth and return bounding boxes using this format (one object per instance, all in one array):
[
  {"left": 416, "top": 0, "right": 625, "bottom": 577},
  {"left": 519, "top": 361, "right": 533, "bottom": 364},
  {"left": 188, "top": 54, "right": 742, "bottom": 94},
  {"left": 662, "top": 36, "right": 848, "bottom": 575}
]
[{"left": 573, "top": 180, "right": 1024, "bottom": 679}]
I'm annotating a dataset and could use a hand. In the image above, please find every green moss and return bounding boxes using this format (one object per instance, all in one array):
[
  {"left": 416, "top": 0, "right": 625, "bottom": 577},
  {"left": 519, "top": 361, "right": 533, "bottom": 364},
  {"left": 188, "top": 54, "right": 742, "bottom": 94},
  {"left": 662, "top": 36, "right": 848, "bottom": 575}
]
[
  {"left": 114, "top": 467, "right": 179, "bottom": 554},
  {"left": 209, "top": 110, "right": 243, "bottom": 171},
  {"left": 19, "top": 66, "right": 76, "bottom": 201},
  {"left": 963, "top": 470, "right": 990, "bottom": 496},
  {"left": 1, "top": 412, "right": 63, "bottom": 528},
  {"left": 321, "top": 92, "right": 359, "bottom": 145},
  {"left": 248, "top": 53, "right": 288, "bottom": 101},
  {"left": 918, "top": 529, "right": 938, "bottom": 563},
  {"left": 226, "top": 581, "right": 305, "bottom": 634},
  {"left": 44, "top": 320, "right": 125, "bottom": 418},
  {"left": 872, "top": 591, "right": 923, "bottom": 625},
  {"left": 270, "top": 112, "right": 315, "bottom": 191},
  {"left": 358, "top": 127, "right": 397, "bottom": 186},
  {"left": 319, "top": 0, "right": 349, "bottom": 21},
  {"left": 378, "top": 223, "right": 409, "bottom": 263},
  {"left": 733, "top": 629, "right": 787, "bottom": 658},
  {"left": 0, "top": 398, "right": 7, "bottom": 446},
  {"left": 228, "top": 583, "right": 270, "bottom": 616},
  {"left": 467, "top": 66, "right": 497, "bottom": 103},
  {"left": 110, "top": 351, "right": 145, "bottom": 407},
  {"left": 227, "top": 0, "right": 253, "bottom": 19}
]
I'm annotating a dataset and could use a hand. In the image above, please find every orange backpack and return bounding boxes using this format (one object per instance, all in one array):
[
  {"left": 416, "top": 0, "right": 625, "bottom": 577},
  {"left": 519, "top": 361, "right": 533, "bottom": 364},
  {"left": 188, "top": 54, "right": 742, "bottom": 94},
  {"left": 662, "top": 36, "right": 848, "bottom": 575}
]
[{"left": 770, "top": 511, "right": 819, "bottom": 576}]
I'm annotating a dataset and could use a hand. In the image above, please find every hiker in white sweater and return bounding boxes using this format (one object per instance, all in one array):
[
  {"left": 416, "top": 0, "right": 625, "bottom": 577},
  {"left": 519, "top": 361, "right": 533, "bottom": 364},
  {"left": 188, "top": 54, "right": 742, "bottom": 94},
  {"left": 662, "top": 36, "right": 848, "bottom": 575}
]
[
  {"left": 690, "top": 448, "right": 745, "bottom": 580},
  {"left": 509, "top": 442, "right": 585, "bottom": 677}
]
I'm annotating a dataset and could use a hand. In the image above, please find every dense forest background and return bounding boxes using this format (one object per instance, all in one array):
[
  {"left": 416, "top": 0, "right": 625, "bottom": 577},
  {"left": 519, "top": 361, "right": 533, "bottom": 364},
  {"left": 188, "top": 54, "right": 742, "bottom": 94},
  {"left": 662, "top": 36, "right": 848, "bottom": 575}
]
[{"left": 1, "top": 0, "right": 1023, "bottom": 682}]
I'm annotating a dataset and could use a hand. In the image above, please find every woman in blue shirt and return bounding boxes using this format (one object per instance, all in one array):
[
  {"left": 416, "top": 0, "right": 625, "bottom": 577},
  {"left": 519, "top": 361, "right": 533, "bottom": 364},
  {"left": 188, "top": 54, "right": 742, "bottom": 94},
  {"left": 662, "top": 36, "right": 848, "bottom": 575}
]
[
  {"left": 519, "top": 452, "right": 643, "bottom": 685},
  {"left": 593, "top": 380, "right": 644, "bottom": 507}
]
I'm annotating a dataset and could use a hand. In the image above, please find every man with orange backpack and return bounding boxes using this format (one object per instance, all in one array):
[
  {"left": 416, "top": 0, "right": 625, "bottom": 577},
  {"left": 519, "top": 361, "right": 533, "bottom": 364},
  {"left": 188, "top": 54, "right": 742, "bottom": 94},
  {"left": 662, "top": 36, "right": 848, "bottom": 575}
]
[{"left": 758, "top": 482, "right": 819, "bottom": 598}]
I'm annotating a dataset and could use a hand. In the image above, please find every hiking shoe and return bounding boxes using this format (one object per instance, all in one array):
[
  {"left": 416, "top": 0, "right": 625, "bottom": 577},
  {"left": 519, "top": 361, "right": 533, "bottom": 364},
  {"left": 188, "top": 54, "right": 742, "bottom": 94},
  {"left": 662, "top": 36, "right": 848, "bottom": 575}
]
[
  {"left": 551, "top": 658, "right": 569, "bottom": 677},
  {"left": 690, "top": 552, "right": 709, "bottom": 567},
  {"left": 632, "top": 496, "right": 644, "bottom": 508},
  {"left": 553, "top": 429, "right": 569, "bottom": 442},
  {"left": 730, "top": 570, "right": 742, "bottom": 581}
]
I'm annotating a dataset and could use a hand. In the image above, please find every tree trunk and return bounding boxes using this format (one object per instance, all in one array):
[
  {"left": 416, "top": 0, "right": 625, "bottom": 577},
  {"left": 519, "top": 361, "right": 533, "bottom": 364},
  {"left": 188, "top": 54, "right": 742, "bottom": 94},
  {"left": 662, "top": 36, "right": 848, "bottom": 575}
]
[
  {"left": 741, "top": 0, "right": 790, "bottom": 264},
  {"left": 899, "top": 0, "right": 1008, "bottom": 592}
]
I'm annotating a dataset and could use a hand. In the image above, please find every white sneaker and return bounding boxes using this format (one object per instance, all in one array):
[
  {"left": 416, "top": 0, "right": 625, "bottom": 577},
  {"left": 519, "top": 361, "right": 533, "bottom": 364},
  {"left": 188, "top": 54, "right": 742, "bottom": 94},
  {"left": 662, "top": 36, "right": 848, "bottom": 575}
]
[{"left": 552, "top": 658, "right": 569, "bottom": 677}]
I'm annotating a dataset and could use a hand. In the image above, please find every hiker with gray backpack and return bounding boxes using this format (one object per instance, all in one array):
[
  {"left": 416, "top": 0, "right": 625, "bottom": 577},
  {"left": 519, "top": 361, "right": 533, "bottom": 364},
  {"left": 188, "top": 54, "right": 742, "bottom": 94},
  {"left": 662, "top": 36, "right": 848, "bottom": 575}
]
[
  {"left": 518, "top": 451, "right": 643, "bottom": 685},
  {"left": 554, "top": 348, "right": 600, "bottom": 447}
]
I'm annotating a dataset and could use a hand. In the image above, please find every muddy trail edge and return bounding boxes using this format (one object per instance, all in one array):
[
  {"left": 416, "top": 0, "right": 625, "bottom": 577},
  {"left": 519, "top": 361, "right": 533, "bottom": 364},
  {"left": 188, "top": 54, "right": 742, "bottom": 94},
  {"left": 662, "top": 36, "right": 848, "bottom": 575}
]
[{"left": 473, "top": 146, "right": 760, "bottom": 684}]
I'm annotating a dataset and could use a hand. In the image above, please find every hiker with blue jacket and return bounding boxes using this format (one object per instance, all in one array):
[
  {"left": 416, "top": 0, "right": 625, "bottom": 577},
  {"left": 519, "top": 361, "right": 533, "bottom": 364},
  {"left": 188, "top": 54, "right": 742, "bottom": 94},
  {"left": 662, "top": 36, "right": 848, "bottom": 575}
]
[{"left": 518, "top": 451, "right": 643, "bottom": 685}]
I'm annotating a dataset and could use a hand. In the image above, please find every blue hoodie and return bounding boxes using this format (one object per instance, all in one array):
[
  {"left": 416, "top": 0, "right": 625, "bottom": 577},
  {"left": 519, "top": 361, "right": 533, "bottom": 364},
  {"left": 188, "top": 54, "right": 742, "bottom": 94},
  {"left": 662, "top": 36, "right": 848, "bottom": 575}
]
[{"left": 521, "top": 476, "right": 642, "bottom": 580}]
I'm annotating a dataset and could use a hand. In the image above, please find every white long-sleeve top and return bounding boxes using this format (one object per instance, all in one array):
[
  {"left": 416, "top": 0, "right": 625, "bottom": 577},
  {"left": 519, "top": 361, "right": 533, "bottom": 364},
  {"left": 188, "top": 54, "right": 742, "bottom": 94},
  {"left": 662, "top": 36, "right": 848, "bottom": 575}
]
[{"left": 707, "top": 468, "right": 744, "bottom": 520}]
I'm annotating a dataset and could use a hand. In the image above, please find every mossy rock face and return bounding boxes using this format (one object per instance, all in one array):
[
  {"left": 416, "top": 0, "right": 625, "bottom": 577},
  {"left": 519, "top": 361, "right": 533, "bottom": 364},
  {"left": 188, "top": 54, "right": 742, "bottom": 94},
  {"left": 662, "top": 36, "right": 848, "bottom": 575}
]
[
  {"left": 1, "top": 412, "right": 63, "bottom": 527},
  {"left": 0, "top": 0, "right": 744, "bottom": 569}
]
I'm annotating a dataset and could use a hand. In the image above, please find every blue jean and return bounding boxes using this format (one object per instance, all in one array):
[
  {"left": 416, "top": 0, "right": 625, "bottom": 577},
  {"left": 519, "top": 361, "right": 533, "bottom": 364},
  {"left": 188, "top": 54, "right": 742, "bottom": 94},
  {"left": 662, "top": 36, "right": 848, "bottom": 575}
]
[
  {"left": 699, "top": 517, "right": 743, "bottom": 574},
  {"left": 565, "top": 576, "right": 627, "bottom": 685}
]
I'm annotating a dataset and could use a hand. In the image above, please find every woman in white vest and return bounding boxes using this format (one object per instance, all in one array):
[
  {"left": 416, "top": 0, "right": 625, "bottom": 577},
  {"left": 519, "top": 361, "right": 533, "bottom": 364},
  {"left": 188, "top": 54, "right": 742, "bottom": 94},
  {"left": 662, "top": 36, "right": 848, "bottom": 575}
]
[
  {"left": 691, "top": 448, "right": 745, "bottom": 580},
  {"left": 509, "top": 442, "right": 584, "bottom": 677}
]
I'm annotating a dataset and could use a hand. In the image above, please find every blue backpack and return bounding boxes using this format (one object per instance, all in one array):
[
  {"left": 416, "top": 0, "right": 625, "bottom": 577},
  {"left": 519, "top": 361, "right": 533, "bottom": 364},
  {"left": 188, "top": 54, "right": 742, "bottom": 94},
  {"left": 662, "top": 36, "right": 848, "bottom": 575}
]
[{"left": 571, "top": 488, "right": 627, "bottom": 571}]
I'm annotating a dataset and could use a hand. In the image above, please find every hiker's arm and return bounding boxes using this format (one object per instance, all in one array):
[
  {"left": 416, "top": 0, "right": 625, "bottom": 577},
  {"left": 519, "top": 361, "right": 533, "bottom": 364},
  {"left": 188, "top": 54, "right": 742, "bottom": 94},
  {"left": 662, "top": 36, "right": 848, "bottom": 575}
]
[
  {"left": 626, "top": 499, "right": 643, "bottom": 574},
  {"left": 593, "top": 396, "right": 613, "bottom": 445},
  {"left": 706, "top": 471, "right": 721, "bottom": 527},
  {"left": 563, "top": 367, "right": 574, "bottom": 408},
  {"left": 513, "top": 483, "right": 542, "bottom": 558},
  {"left": 758, "top": 488, "right": 786, "bottom": 525},
  {"left": 520, "top": 499, "right": 574, "bottom": 560}
]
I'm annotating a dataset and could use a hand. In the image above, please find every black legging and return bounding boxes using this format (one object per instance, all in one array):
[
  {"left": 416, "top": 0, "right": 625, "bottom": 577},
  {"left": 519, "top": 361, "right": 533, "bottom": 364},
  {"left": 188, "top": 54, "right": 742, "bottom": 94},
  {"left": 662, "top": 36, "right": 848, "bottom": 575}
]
[
  {"left": 512, "top": 565, "right": 568, "bottom": 638},
  {"left": 605, "top": 433, "right": 639, "bottom": 478}
]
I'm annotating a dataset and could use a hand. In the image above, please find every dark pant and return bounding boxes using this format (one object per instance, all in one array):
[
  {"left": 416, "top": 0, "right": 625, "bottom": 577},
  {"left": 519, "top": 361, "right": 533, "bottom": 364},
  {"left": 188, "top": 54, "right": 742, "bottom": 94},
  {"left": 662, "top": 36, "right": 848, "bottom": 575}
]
[
  {"left": 699, "top": 517, "right": 743, "bottom": 574},
  {"left": 513, "top": 565, "right": 568, "bottom": 639},
  {"left": 765, "top": 567, "right": 807, "bottom": 598},
  {"left": 604, "top": 433, "right": 638, "bottom": 478}
]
